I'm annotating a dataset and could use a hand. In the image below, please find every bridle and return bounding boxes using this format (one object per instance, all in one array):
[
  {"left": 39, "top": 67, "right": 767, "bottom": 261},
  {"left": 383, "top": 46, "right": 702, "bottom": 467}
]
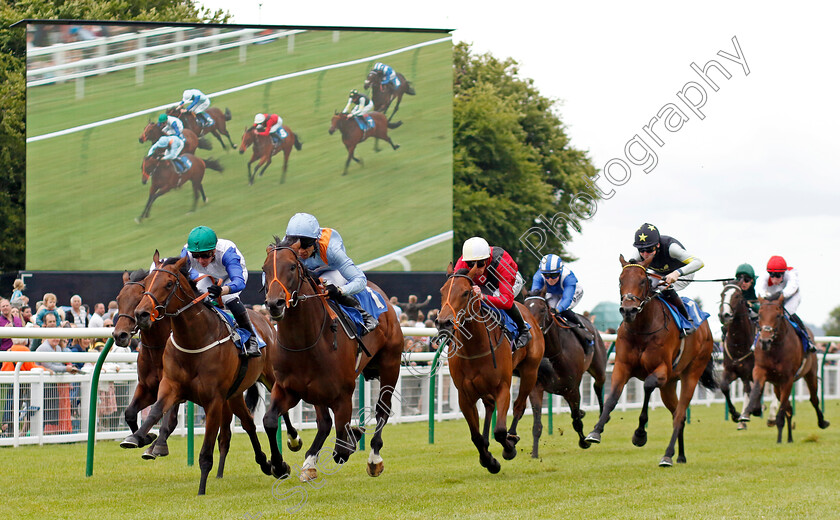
[
  {"left": 115, "top": 280, "right": 145, "bottom": 336},
  {"left": 620, "top": 264, "right": 658, "bottom": 312},
  {"left": 439, "top": 273, "right": 505, "bottom": 364},
  {"left": 758, "top": 301, "right": 786, "bottom": 345},
  {"left": 524, "top": 295, "right": 569, "bottom": 335},
  {"left": 141, "top": 266, "right": 210, "bottom": 321}
]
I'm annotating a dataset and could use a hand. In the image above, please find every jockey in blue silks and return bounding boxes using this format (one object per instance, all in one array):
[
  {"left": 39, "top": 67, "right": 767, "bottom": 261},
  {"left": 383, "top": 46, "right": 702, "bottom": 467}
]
[
  {"left": 146, "top": 135, "right": 184, "bottom": 167},
  {"left": 530, "top": 253, "right": 594, "bottom": 349},
  {"left": 157, "top": 113, "right": 184, "bottom": 142},
  {"left": 283, "top": 212, "right": 378, "bottom": 335},
  {"left": 176, "top": 88, "right": 211, "bottom": 127},
  {"left": 373, "top": 62, "right": 400, "bottom": 89}
]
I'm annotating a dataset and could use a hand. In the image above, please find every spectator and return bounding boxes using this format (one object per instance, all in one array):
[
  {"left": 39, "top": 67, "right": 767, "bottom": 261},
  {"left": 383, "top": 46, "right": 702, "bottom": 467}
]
[
  {"left": 35, "top": 293, "right": 62, "bottom": 327},
  {"left": 36, "top": 337, "right": 79, "bottom": 374},
  {"left": 66, "top": 295, "right": 89, "bottom": 328},
  {"left": 396, "top": 294, "right": 433, "bottom": 322},
  {"left": 106, "top": 301, "right": 119, "bottom": 322},
  {"left": 1, "top": 298, "right": 24, "bottom": 351},
  {"left": 66, "top": 338, "right": 91, "bottom": 369},
  {"left": 20, "top": 305, "right": 35, "bottom": 326},
  {"left": 390, "top": 296, "right": 402, "bottom": 320},
  {"left": 88, "top": 303, "right": 106, "bottom": 329},
  {"left": 31, "top": 312, "right": 59, "bottom": 351},
  {"left": 10, "top": 279, "right": 28, "bottom": 308},
  {"left": 1, "top": 341, "right": 53, "bottom": 435}
]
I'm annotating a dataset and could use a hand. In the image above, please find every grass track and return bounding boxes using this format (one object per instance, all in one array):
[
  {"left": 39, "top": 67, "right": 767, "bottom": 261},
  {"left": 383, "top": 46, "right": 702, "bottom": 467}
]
[
  {"left": 3, "top": 402, "right": 839, "bottom": 519},
  {"left": 27, "top": 30, "right": 452, "bottom": 271}
]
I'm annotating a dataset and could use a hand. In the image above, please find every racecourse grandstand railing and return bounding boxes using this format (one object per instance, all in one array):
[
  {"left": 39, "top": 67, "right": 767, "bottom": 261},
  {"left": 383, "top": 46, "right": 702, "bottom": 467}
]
[{"left": 1, "top": 327, "right": 838, "bottom": 448}]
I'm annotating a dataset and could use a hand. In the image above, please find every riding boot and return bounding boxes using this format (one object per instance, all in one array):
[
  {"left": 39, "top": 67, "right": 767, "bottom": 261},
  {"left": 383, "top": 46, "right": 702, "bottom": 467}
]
[
  {"left": 229, "top": 299, "right": 261, "bottom": 357},
  {"left": 790, "top": 314, "right": 816, "bottom": 353},
  {"left": 561, "top": 310, "right": 594, "bottom": 354},
  {"left": 505, "top": 304, "right": 531, "bottom": 351},
  {"left": 661, "top": 288, "right": 691, "bottom": 338},
  {"left": 336, "top": 292, "right": 378, "bottom": 336}
]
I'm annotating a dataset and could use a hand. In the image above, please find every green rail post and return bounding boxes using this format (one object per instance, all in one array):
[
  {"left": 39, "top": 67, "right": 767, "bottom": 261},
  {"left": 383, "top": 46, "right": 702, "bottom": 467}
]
[
  {"left": 821, "top": 348, "right": 829, "bottom": 413},
  {"left": 358, "top": 374, "right": 365, "bottom": 451},
  {"left": 491, "top": 408, "right": 497, "bottom": 432},
  {"left": 277, "top": 415, "right": 284, "bottom": 455},
  {"left": 428, "top": 342, "right": 446, "bottom": 444},
  {"left": 604, "top": 343, "right": 615, "bottom": 403},
  {"left": 85, "top": 338, "right": 114, "bottom": 477},
  {"left": 187, "top": 402, "right": 194, "bottom": 466},
  {"left": 791, "top": 383, "right": 796, "bottom": 416},
  {"left": 547, "top": 393, "right": 553, "bottom": 435}
]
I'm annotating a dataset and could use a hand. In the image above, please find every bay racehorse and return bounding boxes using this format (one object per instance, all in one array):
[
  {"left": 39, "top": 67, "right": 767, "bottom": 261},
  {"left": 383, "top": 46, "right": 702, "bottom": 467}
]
[
  {"left": 364, "top": 68, "right": 415, "bottom": 121},
  {"left": 139, "top": 121, "right": 211, "bottom": 155},
  {"left": 524, "top": 293, "right": 606, "bottom": 456},
  {"left": 718, "top": 282, "right": 757, "bottom": 429},
  {"left": 585, "top": 255, "right": 717, "bottom": 467},
  {"left": 238, "top": 125, "right": 303, "bottom": 185},
  {"left": 328, "top": 112, "right": 401, "bottom": 175},
  {"left": 122, "top": 255, "right": 278, "bottom": 495},
  {"left": 138, "top": 153, "right": 222, "bottom": 223},
  {"left": 113, "top": 264, "right": 302, "bottom": 463},
  {"left": 434, "top": 264, "right": 544, "bottom": 473},
  {"left": 738, "top": 294, "right": 829, "bottom": 442},
  {"left": 262, "top": 239, "right": 404, "bottom": 482},
  {"left": 167, "top": 106, "right": 235, "bottom": 150}
]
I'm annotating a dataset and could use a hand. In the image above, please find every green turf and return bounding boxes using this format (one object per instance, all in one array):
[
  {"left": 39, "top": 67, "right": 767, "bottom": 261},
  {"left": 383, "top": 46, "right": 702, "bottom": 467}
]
[
  {"left": 26, "top": 30, "right": 452, "bottom": 271},
  {"left": 3, "top": 402, "right": 838, "bottom": 519}
]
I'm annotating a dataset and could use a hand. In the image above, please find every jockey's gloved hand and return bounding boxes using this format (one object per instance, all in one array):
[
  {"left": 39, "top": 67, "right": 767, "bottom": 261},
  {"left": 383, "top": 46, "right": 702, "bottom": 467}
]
[
  {"left": 207, "top": 284, "right": 223, "bottom": 299},
  {"left": 325, "top": 284, "right": 342, "bottom": 300},
  {"left": 256, "top": 124, "right": 265, "bottom": 132}
]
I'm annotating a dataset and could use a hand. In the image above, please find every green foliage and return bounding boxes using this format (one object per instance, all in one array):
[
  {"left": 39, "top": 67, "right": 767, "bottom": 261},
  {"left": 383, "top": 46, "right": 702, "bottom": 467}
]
[
  {"left": 453, "top": 42, "right": 599, "bottom": 273},
  {"left": 825, "top": 305, "right": 840, "bottom": 336},
  {"left": 0, "top": 0, "right": 229, "bottom": 271}
]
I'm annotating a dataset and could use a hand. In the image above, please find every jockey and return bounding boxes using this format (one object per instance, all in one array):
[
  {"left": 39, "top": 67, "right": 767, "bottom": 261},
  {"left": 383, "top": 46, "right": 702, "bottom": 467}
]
[
  {"left": 342, "top": 89, "right": 375, "bottom": 118},
  {"left": 179, "top": 226, "right": 261, "bottom": 357},
  {"left": 734, "top": 263, "right": 760, "bottom": 318},
  {"left": 372, "top": 62, "right": 399, "bottom": 89},
  {"left": 284, "top": 213, "right": 379, "bottom": 335},
  {"left": 630, "top": 223, "right": 704, "bottom": 336},
  {"left": 157, "top": 113, "right": 184, "bottom": 142},
  {"left": 530, "top": 254, "right": 594, "bottom": 350},
  {"left": 176, "top": 88, "right": 211, "bottom": 127},
  {"left": 254, "top": 113, "right": 284, "bottom": 144},
  {"left": 454, "top": 237, "right": 531, "bottom": 351},
  {"left": 755, "top": 256, "right": 815, "bottom": 352},
  {"left": 146, "top": 135, "right": 184, "bottom": 168}
]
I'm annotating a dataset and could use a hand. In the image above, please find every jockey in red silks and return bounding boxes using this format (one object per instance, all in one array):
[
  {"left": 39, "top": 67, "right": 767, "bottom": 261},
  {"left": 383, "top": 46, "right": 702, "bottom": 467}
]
[{"left": 454, "top": 237, "right": 531, "bottom": 351}]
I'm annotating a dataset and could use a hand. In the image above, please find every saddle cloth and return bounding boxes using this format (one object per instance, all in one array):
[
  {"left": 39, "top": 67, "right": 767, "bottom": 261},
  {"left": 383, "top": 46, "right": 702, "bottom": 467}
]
[
  {"left": 480, "top": 302, "right": 530, "bottom": 351},
  {"left": 209, "top": 306, "right": 266, "bottom": 353},
  {"left": 659, "top": 295, "right": 710, "bottom": 332},
  {"left": 337, "top": 287, "right": 389, "bottom": 337},
  {"left": 354, "top": 115, "right": 376, "bottom": 131}
]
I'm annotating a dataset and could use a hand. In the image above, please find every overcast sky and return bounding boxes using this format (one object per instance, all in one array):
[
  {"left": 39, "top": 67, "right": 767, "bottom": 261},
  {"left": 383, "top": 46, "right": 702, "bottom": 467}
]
[{"left": 197, "top": 0, "right": 840, "bottom": 330}]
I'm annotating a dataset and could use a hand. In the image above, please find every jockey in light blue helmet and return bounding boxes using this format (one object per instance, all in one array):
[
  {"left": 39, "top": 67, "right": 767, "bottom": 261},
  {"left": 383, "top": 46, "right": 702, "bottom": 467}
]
[
  {"left": 373, "top": 62, "right": 399, "bottom": 88},
  {"left": 530, "top": 253, "right": 593, "bottom": 349}
]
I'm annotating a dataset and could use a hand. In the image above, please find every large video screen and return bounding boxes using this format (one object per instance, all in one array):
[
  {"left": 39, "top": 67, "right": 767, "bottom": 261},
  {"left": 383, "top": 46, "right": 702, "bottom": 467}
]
[{"left": 26, "top": 23, "right": 452, "bottom": 271}]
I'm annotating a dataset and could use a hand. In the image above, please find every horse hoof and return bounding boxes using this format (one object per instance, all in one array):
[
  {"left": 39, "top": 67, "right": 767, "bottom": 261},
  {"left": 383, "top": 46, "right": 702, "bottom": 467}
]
[
  {"left": 632, "top": 432, "right": 647, "bottom": 447},
  {"left": 287, "top": 436, "right": 303, "bottom": 452},
  {"left": 579, "top": 439, "right": 591, "bottom": 449},
  {"left": 502, "top": 447, "right": 517, "bottom": 461},
  {"left": 260, "top": 461, "right": 272, "bottom": 476},
  {"left": 737, "top": 422, "right": 748, "bottom": 431},
  {"left": 585, "top": 432, "right": 601, "bottom": 444},
  {"left": 507, "top": 434, "right": 520, "bottom": 446},
  {"left": 300, "top": 468, "right": 318, "bottom": 482},
  {"left": 134, "top": 218, "right": 142, "bottom": 225},
  {"left": 676, "top": 456, "right": 687, "bottom": 464},
  {"left": 487, "top": 459, "right": 501, "bottom": 474},
  {"left": 366, "top": 461, "right": 384, "bottom": 477},
  {"left": 738, "top": 415, "right": 750, "bottom": 423},
  {"left": 767, "top": 419, "right": 776, "bottom": 428},
  {"left": 141, "top": 448, "right": 157, "bottom": 461},
  {"left": 272, "top": 461, "right": 290, "bottom": 479},
  {"left": 659, "top": 457, "right": 673, "bottom": 467},
  {"left": 819, "top": 420, "right": 830, "bottom": 429},
  {"left": 120, "top": 435, "right": 140, "bottom": 449},
  {"left": 151, "top": 444, "right": 169, "bottom": 457},
  {"left": 136, "top": 432, "right": 157, "bottom": 449}
]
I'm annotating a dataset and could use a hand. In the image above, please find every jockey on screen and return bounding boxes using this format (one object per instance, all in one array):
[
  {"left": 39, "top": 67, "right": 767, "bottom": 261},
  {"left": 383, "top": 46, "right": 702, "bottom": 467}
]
[
  {"left": 253, "top": 113, "right": 285, "bottom": 145},
  {"left": 176, "top": 88, "right": 211, "bottom": 127},
  {"left": 157, "top": 113, "right": 184, "bottom": 142},
  {"left": 342, "top": 89, "right": 375, "bottom": 118}
]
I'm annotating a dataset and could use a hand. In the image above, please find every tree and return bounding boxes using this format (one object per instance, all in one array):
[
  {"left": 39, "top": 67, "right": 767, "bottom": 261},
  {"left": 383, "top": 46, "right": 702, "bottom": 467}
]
[
  {"left": 0, "top": 0, "right": 229, "bottom": 271},
  {"left": 453, "top": 42, "right": 600, "bottom": 275},
  {"left": 825, "top": 305, "right": 840, "bottom": 337}
]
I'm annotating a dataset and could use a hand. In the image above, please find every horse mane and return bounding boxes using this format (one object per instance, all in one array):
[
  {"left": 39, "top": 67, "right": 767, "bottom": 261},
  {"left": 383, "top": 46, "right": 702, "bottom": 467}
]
[
  {"left": 452, "top": 267, "right": 471, "bottom": 277},
  {"left": 129, "top": 268, "right": 149, "bottom": 282}
]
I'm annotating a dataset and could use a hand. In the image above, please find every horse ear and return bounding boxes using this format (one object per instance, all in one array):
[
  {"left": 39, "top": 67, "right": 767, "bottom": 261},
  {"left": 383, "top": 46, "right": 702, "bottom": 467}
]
[
  {"left": 640, "top": 254, "right": 655, "bottom": 268},
  {"left": 153, "top": 249, "right": 161, "bottom": 267},
  {"left": 266, "top": 245, "right": 272, "bottom": 254},
  {"left": 122, "top": 271, "right": 130, "bottom": 284},
  {"left": 446, "top": 262, "right": 454, "bottom": 276},
  {"left": 175, "top": 255, "right": 188, "bottom": 270},
  {"left": 619, "top": 254, "right": 627, "bottom": 266}
]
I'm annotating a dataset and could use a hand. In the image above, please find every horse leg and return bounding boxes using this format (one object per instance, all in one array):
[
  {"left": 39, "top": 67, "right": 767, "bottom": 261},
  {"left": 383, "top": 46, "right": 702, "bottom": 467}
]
[
  {"left": 189, "top": 179, "right": 200, "bottom": 213},
  {"left": 123, "top": 383, "right": 158, "bottom": 447},
  {"left": 774, "top": 383, "right": 793, "bottom": 443},
  {"left": 740, "top": 373, "right": 766, "bottom": 422},
  {"left": 388, "top": 96, "right": 402, "bottom": 122},
  {"left": 144, "top": 403, "right": 180, "bottom": 459},
  {"left": 661, "top": 364, "right": 702, "bottom": 467},
  {"left": 262, "top": 383, "right": 295, "bottom": 479},
  {"left": 258, "top": 156, "right": 272, "bottom": 178},
  {"left": 282, "top": 412, "right": 303, "bottom": 452},
  {"left": 634, "top": 372, "right": 664, "bottom": 447},
  {"left": 481, "top": 400, "right": 493, "bottom": 445},
  {"left": 586, "top": 363, "right": 631, "bottom": 444},
  {"left": 381, "top": 134, "right": 399, "bottom": 151},
  {"left": 720, "top": 369, "right": 740, "bottom": 424},
  {"left": 197, "top": 399, "right": 223, "bottom": 495},
  {"left": 247, "top": 160, "right": 255, "bottom": 185},
  {"left": 215, "top": 404, "right": 233, "bottom": 478},
  {"left": 228, "top": 394, "right": 272, "bottom": 476},
  {"left": 366, "top": 368, "right": 400, "bottom": 478},
  {"left": 281, "top": 148, "right": 290, "bottom": 184},
  {"left": 566, "top": 386, "right": 590, "bottom": 450},
  {"left": 343, "top": 143, "right": 360, "bottom": 175},
  {"left": 803, "top": 366, "right": 830, "bottom": 429},
  {"left": 529, "top": 385, "right": 544, "bottom": 458},
  {"left": 212, "top": 130, "right": 227, "bottom": 150},
  {"left": 591, "top": 365, "right": 606, "bottom": 416},
  {"left": 121, "top": 379, "right": 180, "bottom": 448},
  {"left": 493, "top": 383, "right": 516, "bottom": 461},
  {"left": 331, "top": 396, "right": 359, "bottom": 466},
  {"left": 137, "top": 191, "right": 158, "bottom": 222},
  {"left": 462, "top": 394, "right": 499, "bottom": 473},
  {"left": 300, "top": 405, "right": 334, "bottom": 482}
]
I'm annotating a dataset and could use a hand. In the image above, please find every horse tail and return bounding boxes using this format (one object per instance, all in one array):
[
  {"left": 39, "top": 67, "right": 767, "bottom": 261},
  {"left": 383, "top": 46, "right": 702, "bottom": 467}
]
[
  {"left": 405, "top": 81, "right": 416, "bottom": 95},
  {"left": 224, "top": 108, "right": 232, "bottom": 121},
  {"left": 294, "top": 133, "right": 303, "bottom": 151},
  {"left": 387, "top": 121, "right": 403, "bottom": 129},
  {"left": 244, "top": 384, "right": 261, "bottom": 415},
  {"left": 699, "top": 356, "right": 719, "bottom": 391},
  {"left": 197, "top": 137, "right": 212, "bottom": 150},
  {"left": 204, "top": 157, "right": 224, "bottom": 173}
]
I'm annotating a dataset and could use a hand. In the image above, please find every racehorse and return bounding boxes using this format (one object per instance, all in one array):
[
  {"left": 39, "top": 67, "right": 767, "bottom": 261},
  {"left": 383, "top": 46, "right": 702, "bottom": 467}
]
[
  {"left": 328, "top": 112, "right": 401, "bottom": 175},
  {"left": 364, "top": 69, "right": 415, "bottom": 121},
  {"left": 113, "top": 264, "right": 302, "bottom": 464},
  {"left": 167, "top": 106, "right": 235, "bottom": 150},
  {"left": 122, "top": 255, "right": 278, "bottom": 495},
  {"left": 738, "top": 294, "right": 829, "bottom": 442},
  {"left": 718, "top": 282, "right": 757, "bottom": 429},
  {"left": 238, "top": 125, "right": 303, "bottom": 185},
  {"left": 138, "top": 121, "right": 211, "bottom": 155},
  {"left": 137, "top": 153, "right": 222, "bottom": 223},
  {"left": 524, "top": 293, "right": 606, "bottom": 457},
  {"left": 261, "top": 239, "right": 404, "bottom": 482},
  {"left": 585, "top": 255, "right": 717, "bottom": 467},
  {"left": 434, "top": 264, "right": 544, "bottom": 473}
]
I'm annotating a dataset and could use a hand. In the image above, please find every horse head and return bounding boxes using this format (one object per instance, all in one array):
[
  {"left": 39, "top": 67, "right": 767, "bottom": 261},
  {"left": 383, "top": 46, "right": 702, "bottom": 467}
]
[
  {"left": 239, "top": 126, "right": 256, "bottom": 154},
  {"left": 135, "top": 255, "right": 193, "bottom": 331},
  {"left": 263, "top": 237, "right": 307, "bottom": 320},
  {"left": 718, "top": 282, "right": 743, "bottom": 328},
  {"left": 618, "top": 254, "right": 655, "bottom": 323},
  {"left": 139, "top": 122, "right": 160, "bottom": 144},
  {"left": 364, "top": 70, "right": 380, "bottom": 90},
  {"left": 329, "top": 113, "right": 344, "bottom": 135},
  {"left": 112, "top": 257, "right": 157, "bottom": 346},
  {"left": 435, "top": 263, "right": 481, "bottom": 339},
  {"left": 757, "top": 293, "right": 785, "bottom": 350}
]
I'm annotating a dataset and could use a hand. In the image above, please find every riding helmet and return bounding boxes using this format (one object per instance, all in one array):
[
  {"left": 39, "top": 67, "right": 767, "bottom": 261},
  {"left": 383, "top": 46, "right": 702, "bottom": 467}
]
[
  {"left": 540, "top": 254, "right": 563, "bottom": 275},
  {"left": 254, "top": 113, "right": 266, "bottom": 125},
  {"left": 286, "top": 213, "right": 321, "bottom": 239},
  {"left": 766, "top": 255, "right": 789, "bottom": 273},
  {"left": 158, "top": 114, "right": 168, "bottom": 124},
  {"left": 187, "top": 226, "right": 218, "bottom": 253},
  {"left": 633, "top": 223, "right": 660, "bottom": 248},
  {"left": 462, "top": 237, "right": 491, "bottom": 261}
]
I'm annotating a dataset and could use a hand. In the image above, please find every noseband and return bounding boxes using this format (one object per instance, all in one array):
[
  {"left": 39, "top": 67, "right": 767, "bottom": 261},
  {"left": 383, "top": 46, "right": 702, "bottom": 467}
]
[
  {"left": 265, "top": 247, "right": 304, "bottom": 309},
  {"left": 440, "top": 274, "right": 481, "bottom": 331},
  {"left": 758, "top": 301, "right": 785, "bottom": 344}
]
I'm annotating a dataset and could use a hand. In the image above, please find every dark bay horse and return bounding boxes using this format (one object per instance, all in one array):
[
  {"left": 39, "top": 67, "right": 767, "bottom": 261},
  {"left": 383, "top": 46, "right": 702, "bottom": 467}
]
[
  {"left": 718, "top": 282, "right": 756, "bottom": 429},
  {"left": 585, "top": 255, "right": 717, "bottom": 467},
  {"left": 113, "top": 264, "right": 302, "bottom": 464},
  {"left": 364, "top": 69, "right": 415, "bottom": 121},
  {"left": 434, "top": 265, "right": 544, "bottom": 473},
  {"left": 167, "top": 106, "right": 235, "bottom": 150},
  {"left": 738, "top": 295, "right": 829, "bottom": 442},
  {"left": 524, "top": 294, "right": 606, "bottom": 456},
  {"left": 328, "top": 112, "right": 401, "bottom": 175},
  {"left": 138, "top": 154, "right": 222, "bottom": 223},
  {"left": 262, "top": 240, "right": 404, "bottom": 482},
  {"left": 123, "top": 256, "right": 277, "bottom": 495},
  {"left": 138, "top": 122, "right": 211, "bottom": 155},
  {"left": 238, "top": 125, "right": 303, "bottom": 185}
]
